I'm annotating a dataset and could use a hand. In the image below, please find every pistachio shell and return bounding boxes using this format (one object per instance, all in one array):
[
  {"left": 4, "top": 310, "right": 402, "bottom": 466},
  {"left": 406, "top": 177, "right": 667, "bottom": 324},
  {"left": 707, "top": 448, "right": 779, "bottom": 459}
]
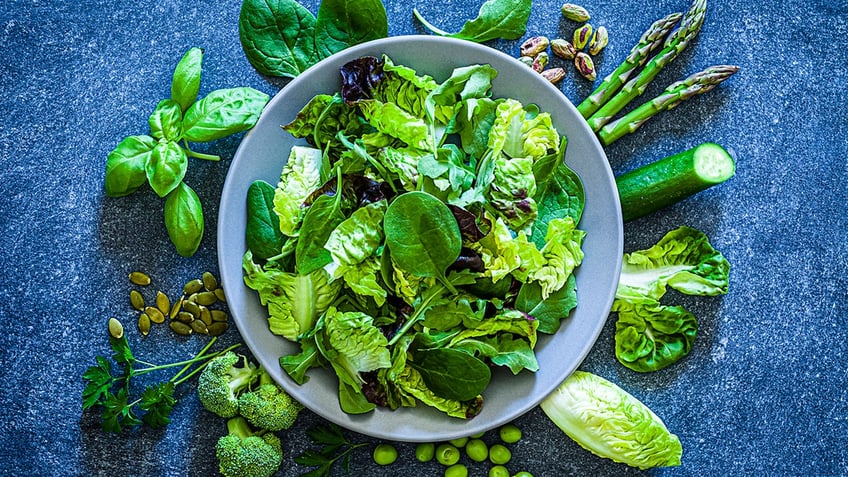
[
  {"left": 561, "top": 3, "right": 591, "bottom": 22},
  {"left": 551, "top": 39, "right": 577, "bottom": 60},
  {"left": 589, "top": 26, "right": 609, "bottom": 55},
  {"left": 519, "top": 36, "right": 550, "bottom": 58},
  {"left": 573, "top": 24, "right": 593, "bottom": 50},
  {"left": 541, "top": 67, "right": 567, "bottom": 84}
]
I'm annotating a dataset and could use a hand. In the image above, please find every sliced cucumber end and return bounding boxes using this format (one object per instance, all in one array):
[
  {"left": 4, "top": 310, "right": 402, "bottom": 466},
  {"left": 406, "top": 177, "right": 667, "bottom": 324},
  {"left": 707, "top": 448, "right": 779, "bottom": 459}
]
[{"left": 693, "top": 142, "right": 736, "bottom": 184}]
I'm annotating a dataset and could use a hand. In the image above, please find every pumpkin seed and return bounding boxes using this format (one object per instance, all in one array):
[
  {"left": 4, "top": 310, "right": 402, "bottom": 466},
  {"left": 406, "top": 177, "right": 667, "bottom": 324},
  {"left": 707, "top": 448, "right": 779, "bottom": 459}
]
[
  {"left": 183, "top": 279, "right": 203, "bottom": 295},
  {"left": 128, "top": 271, "right": 151, "bottom": 286},
  {"left": 199, "top": 306, "right": 213, "bottom": 326},
  {"left": 182, "top": 300, "right": 202, "bottom": 318},
  {"left": 108, "top": 317, "right": 124, "bottom": 339},
  {"left": 170, "top": 295, "right": 183, "bottom": 319},
  {"left": 138, "top": 313, "right": 151, "bottom": 336},
  {"left": 214, "top": 288, "right": 226, "bottom": 303},
  {"left": 202, "top": 272, "right": 218, "bottom": 291},
  {"left": 190, "top": 319, "right": 209, "bottom": 334},
  {"left": 207, "top": 321, "right": 229, "bottom": 336},
  {"left": 155, "top": 291, "right": 170, "bottom": 315},
  {"left": 145, "top": 306, "right": 166, "bottom": 324},
  {"left": 211, "top": 310, "right": 228, "bottom": 322},
  {"left": 129, "top": 290, "right": 145, "bottom": 311},
  {"left": 194, "top": 291, "right": 217, "bottom": 306},
  {"left": 169, "top": 321, "right": 193, "bottom": 335},
  {"left": 186, "top": 293, "right": 198, "bottom": 303},
  {"left": 176, "top": 311, "right": 195, "bottom": 324}
]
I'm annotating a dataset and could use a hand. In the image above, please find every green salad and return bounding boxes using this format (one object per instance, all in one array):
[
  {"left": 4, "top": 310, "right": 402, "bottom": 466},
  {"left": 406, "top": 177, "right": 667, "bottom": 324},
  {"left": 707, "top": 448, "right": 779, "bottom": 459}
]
[{"left": 242, "top": 55, "right": 586, "bottom": 418}]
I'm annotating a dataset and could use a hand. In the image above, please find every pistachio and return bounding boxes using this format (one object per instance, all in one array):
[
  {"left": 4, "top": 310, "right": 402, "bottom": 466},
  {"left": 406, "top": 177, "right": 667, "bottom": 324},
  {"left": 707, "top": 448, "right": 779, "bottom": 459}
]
[
  {"left": 183, "top": 279, "right": 203, "bottom": 296},
  {"left": 574, "top": 52, "right": 597, "bottom": 81},
  {"left": 561, "top": 3, "right": 590, "bottom": 22},
  {"left": 211, "top": 310, "right": 228, "bottom": 322},
  {"left": 588, "top": 26, "right": 609, "bottom": 55},
  {"left": 145, "top": 306, "right": 166, "bottom": 324},
  {"left": 155, "top": 291, "right": 170, "bottom": 315},
  {"left": 518, "top": 56, "right": 535, "bottom": 68},
  {"left": 202, "top": 272, "right": 218, "bottom": 291},
  {"left": 169, "top": 321, "right": 193, "bottom": 336},
  {"left": 108, "top": 317, "right": 124, "bottom": 339},
  {"left": 129, "top": 290, "right": 145, "bottom": 311},
  {"left": 519, "top": 36, "right": 550, "bottom": 58},
  {"left": 551, "top": 39, "right": 577, "bottom": 60},
  {"left": 573, "top": 24, "right": 593, "bottom": 50},
  {"left": 541, "top": 67, "right": 567, "bottom": 84},
  {"left": 138, "top": 313, "right": 151, "bottom": 336},
  {"left": 128, "top": 271, "right": 151, "bottom": 286},
  {"left": 214, "top": 288, "right": 226, "bottom": 303},
  {"left": 194, "top": 291, "right": 218, "bottom": 306},
  {"left": 207, "top": 322, "right": 229, "bottom": 336},
  {"left": 532, "top": 51, "right": 549, "bottom": 73}
]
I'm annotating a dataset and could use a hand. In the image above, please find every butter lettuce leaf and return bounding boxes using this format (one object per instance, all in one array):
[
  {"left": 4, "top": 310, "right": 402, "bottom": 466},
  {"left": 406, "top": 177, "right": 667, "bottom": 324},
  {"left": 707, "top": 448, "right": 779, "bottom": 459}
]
[
  {"left": 273, "top": 145, "right": 324, "bottom": 236},
  {"left": 612, "top": 298, "right": 698, "bottom": 373}
]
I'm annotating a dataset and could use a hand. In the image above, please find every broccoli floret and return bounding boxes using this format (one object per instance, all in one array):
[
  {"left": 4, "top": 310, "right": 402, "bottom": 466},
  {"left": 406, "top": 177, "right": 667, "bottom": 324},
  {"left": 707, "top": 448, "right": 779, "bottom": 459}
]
[
  {"left": 237, "top": 369, "right": 304, "bottom": 431},
  {"left": 197, "top": 351, "right": 260, "bottom": 418},
  {"left": 216, "top": 416, "right": 282, "bottom": 477}
]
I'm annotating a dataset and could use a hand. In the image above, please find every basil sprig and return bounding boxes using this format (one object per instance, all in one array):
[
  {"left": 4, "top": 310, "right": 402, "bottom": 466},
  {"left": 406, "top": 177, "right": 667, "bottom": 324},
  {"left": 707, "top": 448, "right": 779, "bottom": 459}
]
[{"left": 104, "top": 47, "right": 269, "bottom": 257}]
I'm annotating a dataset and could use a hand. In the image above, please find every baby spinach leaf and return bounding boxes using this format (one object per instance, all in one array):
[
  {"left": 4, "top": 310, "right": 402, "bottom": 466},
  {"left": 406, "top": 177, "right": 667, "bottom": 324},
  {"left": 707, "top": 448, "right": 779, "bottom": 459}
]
[
  {"left": 148, "top": 99, "right": 183, "bottom": 141},
  {"left": 182, "top": 87, "right": 269, "bottom": 143},
  {"left": 238, "top": 0, "right": 319, "bottom": 78},
  {"left": 314, "top": 0, "right": 388, "bottom": 59},
  {"left": 612, "top": 298, "right": 698, "bottom": 373},
  {"left": 514, "top": 274, "right": 577, "bottom": 334},
  {"left": 413, "top": 0, "right": 531, "bottom": 43},
  {"left": 531, "top": 139, "right": 584, "bottom": 249},
  {"left": 410, "top": 348, "right": 491, "bottom": 401},
  {"left": 146, "top": 141, "right": 187, "bottom": 198},
  {"left": 164, "top": 181, "right": 204, "bottom": 257},
  {"left": 246, "top": 180, "right": 286, "bottom": 261},
  {"left": 383, "top": 191, "right": 462, "bottom": 291},
  {"left": 104, "top": 135, "right": 156, "bottom": 197},
  {"left": 170, "top": 47, "right": 203, "bottom": 112},
  {"left": 296, "top": 193, "right": 346, "bottom": 275}
]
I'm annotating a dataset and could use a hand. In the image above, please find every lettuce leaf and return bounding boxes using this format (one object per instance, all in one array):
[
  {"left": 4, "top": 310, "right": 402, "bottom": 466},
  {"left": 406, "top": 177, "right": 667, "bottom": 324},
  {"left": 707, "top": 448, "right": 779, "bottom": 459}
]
[
  {"left": 612, "top": 298, "right": 698, "bottom": 372},
  {"left": 530, "top": 217, "right": 586, "bottom": 299},
  {"left": 272, "top": 146, "right": 324, "bottom": 236}
]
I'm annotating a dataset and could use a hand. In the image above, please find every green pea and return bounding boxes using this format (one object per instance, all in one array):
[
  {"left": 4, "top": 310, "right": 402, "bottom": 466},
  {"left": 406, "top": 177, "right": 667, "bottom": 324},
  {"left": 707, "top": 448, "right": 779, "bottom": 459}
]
[
  {"left": 511, "top": 472, "right": 534, "bottom": 477},
  {"left": 470, "top": 431, "right": 485, "bottom": 438},
  {"left": 465, "top": 438, "right": 488, "bottom": 462},
  {"left": 445, "top": 464, "right": 468, "bottom": 477},
  {"left": 436, "top": 443, "right": 461, "bottom": 466},
  {"left": 489, "top": 443, "right": 512, "bottom": 465},
  {"left": 372, "top": 443, "right": 398, "bottom": 466},
  {"left": 416, "top": 442, "right": 435, "bottom": 462},
  {"left": 449, "top": 436, "right": 469, "bottom": 448},
  {"left": 499, "top": 424, "right": 522, "bottom": 444},
  {"left": 489, "top": 466, "right": 510, "bottom": 477}
]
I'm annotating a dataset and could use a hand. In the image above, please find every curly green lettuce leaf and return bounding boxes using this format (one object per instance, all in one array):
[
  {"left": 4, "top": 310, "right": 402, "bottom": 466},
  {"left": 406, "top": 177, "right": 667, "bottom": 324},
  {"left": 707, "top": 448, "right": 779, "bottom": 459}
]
[
  {"left": 242, "top": 250, "right": 342, "bottom": 341},
  {"left": 541, "top": 370, "right": 682, "bottom": 470},
  {"left": 356, "top": 99, "right": 432, "bottom": 150},
  {"left": 617, "top": 226, "right": 730, "bottom": 302},
  {"left": 323, "top": 307, "right": 391, "bottom": 382},
  {"left": 530, "top": 217, "right": 586, "bottom": 299},
  {"left": 372, "top": 55, "right": 452, "bottom": 123},
  {"left": 377, "top": 146, "right": 422, "bottom": 191},
  {"left": 487, "top": 98, "right": 560, "bottom": 162},
  {"left": 448, "top": 309, "right": 538, "bottom": 350},
  {"left": 273, "top": 146, "right": 324, "bottom": 236},
  {"left": 282, "top": 93, "right": 363, "bottom": 152},
  {"left": 488, "top": 154, "right": 537, "bottom": 231},
  {"left": 612, "top": 298, "right": 698, "bottom": 372}
]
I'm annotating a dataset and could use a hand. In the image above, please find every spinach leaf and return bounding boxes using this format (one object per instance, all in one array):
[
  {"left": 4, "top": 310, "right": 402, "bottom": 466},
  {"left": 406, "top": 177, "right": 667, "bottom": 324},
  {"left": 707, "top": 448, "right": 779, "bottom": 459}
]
[
  {"left": 146, "top": 141, "right": 187, "bottom": 198},
  {"left": 410, "top": 348, "right": 491, "bottom": 401},
  {"left": 314, "top": 0, "right": 388, "bottom": 59},
  {"left": 514, "top": 274, "right": 577, "bottom": 334},
  {"left": 182, "top": 87, "right": 269, "bottom": 143},
  {"left": 452, "top": 333, "right": 538, "bottom": 374},
  {"left": 531, "top": 138, "right": 584, "bottom": 248},
  {"left": 105, "top": 135, "right": 156, "bottom": 197},
  {"left": 164, "top": 181, "right": 204, "bottom": 257},
  {"left": 238, "top": 0, "right": 319, "bottom": 78},
  {"left": 612, "top": 298, "right": 698, "bottom": 373},
  {"left": 383, "top": 191, "right": 462, "bottom": 292},
  {"left": 295, "top": 193, "right": 346, "bottom": 275},
  {"left": 246, "top": 180, "right": 286, "bottom": 261},
  {"left": 170, "top": 47, "right": 203, "bottom": 112},
  {"left": 148, "top": 99, "right": 183, "bottom": 141},
  {"left": 413, "top": 0, "right": 531, "bottom": 42}
]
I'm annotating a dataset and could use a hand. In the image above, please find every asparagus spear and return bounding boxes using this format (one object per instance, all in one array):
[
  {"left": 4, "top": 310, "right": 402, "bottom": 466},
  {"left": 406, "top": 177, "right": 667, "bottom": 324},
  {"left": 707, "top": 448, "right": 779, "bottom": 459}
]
[
  {"left": 576, "top": 12, "right": 683, "bottom": 119},
  {"left": 598, "top": 65, "right": 739, "bottom": 145},
  {"left": 587, "top": 0, "right": 708, "bottom": 132}
]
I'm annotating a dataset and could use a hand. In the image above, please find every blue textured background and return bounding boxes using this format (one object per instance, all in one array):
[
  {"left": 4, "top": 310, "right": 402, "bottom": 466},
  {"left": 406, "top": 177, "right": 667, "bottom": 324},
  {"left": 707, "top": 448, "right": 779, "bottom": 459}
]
[{"left": 1, "top": 0, "right": 846, "bottom": 475}]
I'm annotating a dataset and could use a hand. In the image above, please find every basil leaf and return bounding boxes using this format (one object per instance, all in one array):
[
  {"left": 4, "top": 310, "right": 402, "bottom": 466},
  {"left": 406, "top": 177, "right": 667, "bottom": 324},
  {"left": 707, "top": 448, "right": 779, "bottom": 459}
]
[
  {"left": 295, "top": 193, "right": 346, "bottom": 275},
  {"left": 171, "top": 47, "right": 203, "bottom": 112},
  {"left": 164, "top": 181, "right": 204, "bottom": 257},
  {"left": 410, "top": 348, "right": 491, "bottom": 402},
  {"left": 246, "top": 180, "right": 285, "bottom": 261},
  {"left": 148, "top": 99, "right": 183, "bottom": 141},
  {"left": 514, "top": 274, "right": 577, "bottom": 334},
  {"left": 413, "top": 0, "right": 531, "bottom": 43},
  {"left": 238, "top": 0, "right": 319, "bottom": 78},
  {"left": 104, "top": 135, "right": 156, "bottom": 197},
  {"left": 182, "top": 87, "right": 269, "bottom": 143},
  {"left": 314, "top": 0, "right": 388, "bottom": 59},
  {"left": 145, "top": 141, "right": 187, "bottom": 198},
  {"left": 383, "top": 191, "right": 462, "bottom": 290}
]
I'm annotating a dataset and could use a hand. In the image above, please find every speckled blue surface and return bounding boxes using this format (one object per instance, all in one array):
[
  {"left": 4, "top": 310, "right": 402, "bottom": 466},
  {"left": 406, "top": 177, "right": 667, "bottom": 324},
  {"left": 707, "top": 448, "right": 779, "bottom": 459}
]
[{"left": 1, "top": 0, "right": 846, "bottom": 475}]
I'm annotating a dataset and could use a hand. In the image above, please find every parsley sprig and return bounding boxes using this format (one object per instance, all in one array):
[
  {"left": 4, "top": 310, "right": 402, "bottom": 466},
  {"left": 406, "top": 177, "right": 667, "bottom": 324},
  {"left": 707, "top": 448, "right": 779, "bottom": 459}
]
[
  {"left": 295, "top": 423, "right": 369, "bottom": 477},
  {"left": 82, "top": 333, "right": 239, "bottom": 432}
]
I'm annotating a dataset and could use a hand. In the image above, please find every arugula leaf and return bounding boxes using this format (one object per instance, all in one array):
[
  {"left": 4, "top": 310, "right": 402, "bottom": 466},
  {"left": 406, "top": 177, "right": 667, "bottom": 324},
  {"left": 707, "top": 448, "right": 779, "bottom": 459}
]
[{"left": 413, "top": 0, "right": 532, "bottom": 42}]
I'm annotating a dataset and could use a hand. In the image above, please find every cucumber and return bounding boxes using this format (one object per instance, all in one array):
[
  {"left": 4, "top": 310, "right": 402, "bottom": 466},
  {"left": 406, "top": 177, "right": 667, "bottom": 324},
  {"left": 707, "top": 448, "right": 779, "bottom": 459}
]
[{"left": 615, "top": 142, "right": 735, "bottom": 222}]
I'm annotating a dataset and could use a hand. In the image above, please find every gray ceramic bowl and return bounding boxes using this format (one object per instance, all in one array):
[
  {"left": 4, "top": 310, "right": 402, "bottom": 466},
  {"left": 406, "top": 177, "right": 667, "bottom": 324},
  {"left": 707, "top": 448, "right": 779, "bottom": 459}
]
[{"left": 218, "top": 35, "right": 622, "bottom": 442}]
